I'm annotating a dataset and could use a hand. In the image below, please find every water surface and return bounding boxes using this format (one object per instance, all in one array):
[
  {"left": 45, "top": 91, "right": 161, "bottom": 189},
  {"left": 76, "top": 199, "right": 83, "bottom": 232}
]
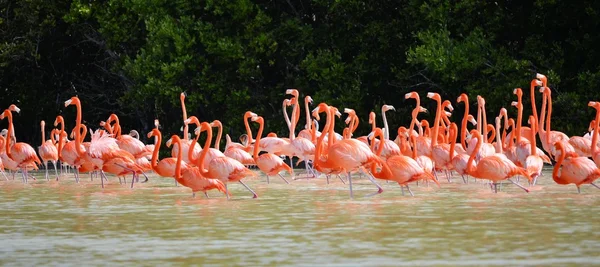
[{"left": 1, "top": 169, "right": 599, "bottom": 266}]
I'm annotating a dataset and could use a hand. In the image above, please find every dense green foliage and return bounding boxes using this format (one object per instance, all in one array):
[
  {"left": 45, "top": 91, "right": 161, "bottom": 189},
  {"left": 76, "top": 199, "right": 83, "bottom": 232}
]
[{"left": 2, "top": 0, "right": 600, "bottom": 147}]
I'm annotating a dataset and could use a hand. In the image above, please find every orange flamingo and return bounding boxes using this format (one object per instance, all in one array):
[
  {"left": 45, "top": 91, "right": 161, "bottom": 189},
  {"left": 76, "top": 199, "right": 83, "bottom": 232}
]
[
  {"left": 589, "top": 101, "right": 600, "bottom": 168},
  {"left": 552, "top": 141, "right": 600, "bottom": 193},
  {"left": 370, "top": 128, "right": 438, "bottom": 196},
  {"left": 38, "top": 120, "right": 59, "bottom": 181},
  {"left": 250, "top": 115, "right": 292, "bottom": 184},
  {"left": 428, "top": 92, "right": 453, "bottom": 181},
  {"left": 0, "top": 105, "right": 41, "bottom": 183},
  {"left": 538, "top": 86, "right": 574, "bottom": 158},
  {"left": 171, "top": 93, "right": 201, "bottom": 163},
  {"left": 185, "top": 116, "right": 226, "bottom": 166},
  {"left": 450, "top": 123, "right": 473, "bottom": 183},
  {"left": 372, "top": 105, "right": 400, "bottom": 159},
  {"left": 194, "top": 122, "right": 257, "bottom": 199},
  {"left": 172, "top": 135, "right": 227, "bottom": 198},
  {"left": 465, "top": 129, "right": 531, "bottom": 193},
  {"left": 524, "top": 115, "right": 544, "bottom": 185},
  {"left": 315, "top": 104, "right": 384, "bottom": 198},
  {"left": 147, "top": 120, "right": 185, "bottom": 179}
]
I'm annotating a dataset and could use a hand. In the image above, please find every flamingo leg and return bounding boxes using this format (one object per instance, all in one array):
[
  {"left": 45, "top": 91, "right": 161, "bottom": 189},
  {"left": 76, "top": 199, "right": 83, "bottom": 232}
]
[
  {"left": 74, "top": 168, "right": 80, "bottom": 183},
  {"left": 205, "top": 192, "right": 210, "bottom": 198},
  {"left": 577, "top": 186, "right": 581, "bottom": 193},
  {"left": 140, "top": 172, "right": 149, "bottom": 183},
  {"left": 347, "top": 172, "right": 354, "bottom": 198},
  {"left": 0, "top": 169, "right": 7, "bottom": 181},
  {"left": 53, "top": 161, "right": 59, "bottom": 181},
  {"left": 405, "top": 185, "right": 414, "bottom": 197},
  {"left": 362, "top": 169, "right": 383, "bottom": 197},
  {"left": 338, "top": 174, "right": 346, "bottom": 184},
  {"left": 326, "top": 174, "right": 330, "bottom": 184},
  {"left": 277, "top": 173, "right": 290, "bottom": 184},
  {"left": 225, "top": 184, "right": 230, "bottom": 200},
  {"left": 239, "top": 180, "right": 258, "bottom": 198},
  {"left": 400, "top": 185, "right": 405, "bottom": 196},
  {"left": 130, "top": 173, "right": 136, "bottom": 188},
  {"left": 21, "top": 169, "right": 27, "bottom": 184},
  {"left": 99, "top": 171, "right": 108, "bottom": 188},
  {"left": 507, "top": 178, "right": 529, "bottom": 193},
  {"left": 44, "top": 162, "right": 49, "bottom": 181},
  {"left": 591, "top": 183, "right": 600, "bottom": 190},
  {"left": 174, "top": 180, "right": 178, "bottom": 187},
  {"left": 266, "top": 175, "right": 270, "bottom": 184}
]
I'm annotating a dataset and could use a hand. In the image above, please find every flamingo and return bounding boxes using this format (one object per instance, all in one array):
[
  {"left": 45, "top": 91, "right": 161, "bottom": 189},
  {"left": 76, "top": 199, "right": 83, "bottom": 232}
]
[
  {"left": 524, "top": 115, "right": 544, "bottom": 185},
  {"left": 147, "top": 120, "right": 185, "bottom": 179},
  {"left": 428, "top": 92, "right": 453, "bottom": 181},
  {"left": 38, "top": 120, "right": 59, "bottom": 181},
  {"left": 0, "top": 135, "right": 15, "bottom": 180},
  {"left": 538, "top": 86, "right": 574, "bottom": 158},
  {"left": 370, "top": 128, "right": 438, "bottom": 196},
  {"left": 185, "top": 116, "right": 225, "bottom": 166},
  {"left": 372, "top": 105, "right": 400, "bottom": 159},
  {"left": 589, "top": 101, "right": 600, "bottom": 168},
  {"left": 193, "top": 122, "right": 257, "bottom": 199},
  {"left": 0, "top": 105, "right": 41, "bottom": 183},
  {"left": 172, "top": 135, "right": 227, "bottom": 198},
  {"left": 450, "top": 123, "right": 474, "bottom": 183},
  {"left": 465, "top": 129, "right": 531, "bottom": 193},
  {"left": 171, "top": 93, "right": 201, "bottom": 163},
  {"left": 313, "top": 104, "right": 384, "bottom": 198},
  {"left": 467, "top": 96, "right": 495, "bottom": 161},
  {"left": 250, "top": 115, "right": 292, "bottom": 184},
  {"left": 552, "top": 141, "right": 600, "bottom": 193}
]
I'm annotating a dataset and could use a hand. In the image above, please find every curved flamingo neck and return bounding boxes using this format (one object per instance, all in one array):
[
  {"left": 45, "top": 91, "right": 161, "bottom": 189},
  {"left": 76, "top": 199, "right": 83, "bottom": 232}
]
[
  {"left": 530, "top": 80, "right": 539, "bottom": 133},
  {"left": 214, "top": 122, "right": 222, "bottom": 150},
  {"left": 466, "top": 131, "right": 482, "bottom": 174},
  {"left": 382, "top": 107, "right": 390, "bottom": 140},
  {"left": 431, "top": 98, "right": 442, "bottom": 147},
  {"left": 4, "top": 111, "right": 13, "bottom": 158},
  {"left": 529, "top": 117, "right": 537, "bottom": 156},
  {"left": 314, "top": 108, "right": 333, "bottom": 166},
  {"left": 57, "top": 117, "right": 65, "bottom": 158},
  {"left": 546, "top": 90, "right": 554, "bottom": 146},
  {"left": 253, "top": 118, "right": 264, "bottom": 160},
  {"left": 181, "top": 94, "right": 188, "bottom": 141},
  {"left": 305, "top": 97, "right": 311, "bottom": 130},
  {"left": 481, "top": 104, "right": 488, "bottom": 143},
  {"left": 370, "top": 129, "right": 391, "bottom": 177},
  {"left": 198, "top": 124, "right": 212, "bottom": 176},
  {"left": 539, "top": 90, "right": 548, "bottom": 137},
  {"left": 150, "top": 130, "right": 161, "bottom": 170},
  {"left": 41, "top": 122, "right": 46, "bottom": 145},
  {"left": 410, "top": 135, "right": 417, "bottom": 159},
  {"left": 283, "top": 100, "right": 291, "bottom": 130},
  {"left": 244, "top": 113, "right": 254, "bottom": 146},
  {"left": 188, "top": 123, "right": 201, "bottom": 164},
  {"left": 516, "top": 100, "right": 523, "bottom": 143},
  {"left": 174, "top": 137, "right": 183, "bottom": 180},
  {"left": 460, "top": 96, "right": 469, "bottom": 150},
  {"left": 552, "top": 144, "right": 565, "bottom": 181},
  {"left": 593, "top": 110, "right": 600, "bottom": 155},
  {"left": 449, "top": 123, "right": 457, "bottom": 160},
  {"left": 370, "top": 113, "right": 376, "bottom": 133},
  {"left": 495, "top": 117, "right": 502, "bottom": 154},
  {"left": 290, "top": 98, "right": 299, "bottom": 140}
]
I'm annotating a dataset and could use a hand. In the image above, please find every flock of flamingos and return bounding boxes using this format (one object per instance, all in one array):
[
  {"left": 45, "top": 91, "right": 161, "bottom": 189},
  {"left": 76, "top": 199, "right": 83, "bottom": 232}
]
[{"left": 2, "top": 73, "right": 600, "bottom": 199}]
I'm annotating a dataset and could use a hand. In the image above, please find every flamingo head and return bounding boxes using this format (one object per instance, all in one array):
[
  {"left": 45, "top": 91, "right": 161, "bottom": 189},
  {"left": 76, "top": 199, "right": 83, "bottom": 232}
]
[
  {"left": 536, "top": 73, "right": 547, "bottom": 85},
  {"left": 0, "top": 109, "right": 9, "bottom": 120},
  {"left": 442, "top": 100, "right": 454, "bottom": 112},
  {"left": 40, "top": 120, "right": 45, "bottom": 128},
  {"left": 165, "top": 136, "right": 176, "bottom": 148},
  {"left": 184, "top": 116, "right": 200, "bottom": 126},
  {"left": 8, "top": 104, "right": 20, "bottom": 114},
  {"left": 499, "top": 108, "right": 507, "bottom": 117},
  {"left": 285, "top": 89, "right": 299, "bottom": 98},
  {"left": 210, "top": 120, "right": 222, "bottom": 128},
  {"left": 106, "top": 114, "right": 119, "bottom": 124},
  {"left": 444, "top": 111, "right": 452, "bottom": 117},
  {"left": 382, "top": 105, "right": 395, "bottom": 112},
  {"left": 54, "top": 116, "right": 64, "bottom": 127},
  {"left": 588, "top": 101, "right": 600, "bottom": 110},
  {"left": 456, "top": 93, "right": 468, "bottom": 103},
  {"left": 147, "top": 128, "right": 159, "bottom": 139},
  {"left": 331, "top": 107, "right": 342, "bottom": 118},
  {"left": 511, "top": 101, "right": 518, "bottom": 107},
  {"left": 467, "top": 115, "right": 477, "bottom": 126},
  {"left": 369, "top": 111, "right": 375, "bottom": 124},
  {"left": 427, "top": 92, "right": 440, "bottom": 101},
  {"left": 311, "top": 103, "right": 329, "bottom": 120},
  {"left": 64, "top": 96, "right": 80, "bottom": 107},
  {"left": 154, "top": 119, "right": 160, "bottom": 128},
  {"left": 513, "top": 88, "right": 523, "bottom": 97},
  {"left": 477, "top": 95, "right": 486, "bottom": 106},
  {"left": 244, "top": 111, "right": 258, "bottom": 119},
  {"left": 250, "top": 115, "right": 264, "bottom": 123},
  {"left": 305, "top": 95, "right": 313, "bottom": 104},
  {"left": 405, "top": 91, "right": 418, "bottom": 100},
  {"left": 180, "top": 92, "right": 186, "bottom": 101}
]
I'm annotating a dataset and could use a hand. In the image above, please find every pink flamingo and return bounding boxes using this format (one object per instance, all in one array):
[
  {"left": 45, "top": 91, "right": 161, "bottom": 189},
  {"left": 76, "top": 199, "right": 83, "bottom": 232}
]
[
  {"left": 370, "top": 128, "right": 438, "bottom": 196},
  {"left": 38, "top": 120, "right": 59, "bottom": 181},
  {"left": 465, "top": 129, "right": 531, "bottom": 193},
  {"left": 194, "top": 122, "right": 257, "bottom": 199},
  {"left": 171, "top": 93, "right": 201, "bottom": 163},
  {"left": 172, "top": 135, "right": 227, "bottom": 198},
  {"left": 552, "top": 141, "right": 600, "bottom": 193},
  {"left": 250, "top": 115, "right": 292, "bottom": 184},
  {"left": 147, "top": 120, "right": 185, "bottom": 179},
  {"left": 589, "top": 101, "right": 600, "bottom": 168},
  {"left": 0, "top": 105, "right": 41, "bottom": 183},
  {"left": 524, "top": 115, "right": 544, "bottom": 185},
  {"left": 428, "top": 92, "right": 453, "bottom": 181},
  {"left": 372, "top": 105, "right": 400, "bottom": 159},
  {"left": 314, "top": 104, "right": 384, "bottom": 198},
  {"left": 450, "top": 123, "right": 474, "bottom": 183},
  {"left": 185, "top": 116, "right": 225, "bottom": 166},
  {"left": 538, "top": 86, "right": 574, "bottom": 158}
]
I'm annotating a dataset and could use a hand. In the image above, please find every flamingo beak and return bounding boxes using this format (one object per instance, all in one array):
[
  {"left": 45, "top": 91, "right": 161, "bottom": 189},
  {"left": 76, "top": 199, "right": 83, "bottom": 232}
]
[
  {"left": 194, "top": 126, "right": 201, "bottom": 135},
  {"left": 536, "top": 73, "right": 546, "bottom": 79},
  {"left": 64, "top": 99, "right": 72, "bottom": 107},
  {"left": 335, "top": 110, "right": 342, "bottom": 117},
  {"left": 404, "top": 92, "right": 412, "bottom": 99},
  {"left": 511, "top": 101, "right": 518, "bottom": 107},
  {"left": 307, "top": 96, "right": 313, "bottom": 104},
  {"left": 427, "top": 92, "right": 435, "bottom": 98},
  {"left": 469, "top": 117, "right": 477, "bottom": 125},
  {"left": 344, "top": 108, "right": 353, "bottom": 113},
  {"left": 12, "top": 106, "right": 20, "bottom": 113},
  {"left": 444, "top": 111, "right": 452, "bottom": 117},
  {"left": 446, "top": 104, "right": 454, "bottom": 112},
  {"left": 183, "top": 118, "right": 191, "bottom": 124},
  {"left": 165, "top": 138, "right": 173, "bottom": 147},
  {"left": 251, "top": 116, "right": 259, "bottom": 122},
  {"left": 588, "top": 101, "right": 596, "bottom": 107},
  {"left": 146, "top": 131, "right": 153, "bottom": 138},
  {"left": 539, "top": 87, "right": 545, "bottom": 93},
  {"left": 154, "top": 119, "right": 159, "bottom": 127}
]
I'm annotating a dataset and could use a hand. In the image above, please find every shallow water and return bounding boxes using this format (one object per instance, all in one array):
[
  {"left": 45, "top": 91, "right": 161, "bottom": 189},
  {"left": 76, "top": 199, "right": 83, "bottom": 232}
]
[{"left": 1, "top": 168, "right": 600, "bottom": 266}]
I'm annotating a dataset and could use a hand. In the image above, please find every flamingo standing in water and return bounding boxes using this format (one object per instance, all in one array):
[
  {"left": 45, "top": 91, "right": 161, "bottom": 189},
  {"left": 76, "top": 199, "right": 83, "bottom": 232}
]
[
  {"left": 171, "top": 93, "right": 201, "bottom": 163},
  {"left": 147, "top": 120, "right": 185, "bottom": 179},
  {"left": 38, "top": 120, "right": 59, "bottom": 181},
  {"left": 372, "top": 105, "right": 400, "bottom": 159},
  {"left": 588, "top": 101, "right": 600, "bottom": 168},
  {"left": 185, "top": 116, "right": 225, "bottom": 166},
  {"left": 250, "top": 115, "right": 292, "bottom": 184},
  {"left": 171, "top": 135, "right": 227, "bottom": 198},
  {"left": 538, "top": 86, "right": 574, "bottom": 158},
  {"left": 313, "top": 104, "right": 384, "bottom": 198},
  {"left": 465, "top": 129, "right": 531, "bottom": 193},
  {"left": 193, "top": 122, "right": 257, "bottom": 199},
  {"left": 552, "top": 141, "right": 600, "bottom": 193},
  {"left": 0, "top": 105, "right": 41, "bottom": 183},
  {"left": 428, "top": 93, "right": 453, "bottom": 181},
  {"left": 524, "top": 116, "right": 544, "bottom": 185}
]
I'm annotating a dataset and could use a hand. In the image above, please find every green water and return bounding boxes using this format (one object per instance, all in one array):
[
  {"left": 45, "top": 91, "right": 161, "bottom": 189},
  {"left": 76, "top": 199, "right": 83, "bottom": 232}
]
[{"left": 1, "top": 169, "right": 599, "bottom": 266}]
